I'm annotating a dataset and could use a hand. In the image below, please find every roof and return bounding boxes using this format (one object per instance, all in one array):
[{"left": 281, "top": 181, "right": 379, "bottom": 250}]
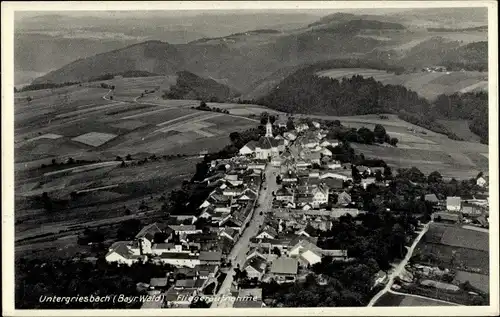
[
  {"left": 259, "top": 225, "right": 278, "bottom": 238},
  {"left": 246, "top": 257, "right": 267, "bottom": 273},
  {"left": 276, "top": 186, "right": 294, "bottom": 196},
  {"left": 199, "top": 251, "right": 222, "bottom": 262},
  {"left": 424, "top": 194, "right": 439, "bottom": 202},
  {"left": 152, "top": 243, "right": 176, "bottom": 250},
  {"left": 175, "top": 279, "right": 196, "bottom": 288},
  {"left": 434, "top": 211, "right": 461, "bottom": 221},
  {"left": 194, "top": 264, "right": 218, "bottom": 275},
  {"left": 289, "top": 235, "right": 318, "bottom": 248},
  {"left": 446, "top": 196, "right": 461, "bottom": 206},
  {"left": 106, "top": 241, "right": 141, "bottom": 260},
  {"left": 158, "top": 253, "right": 198, "bottom": 260},
  {"left": 135, "top": 223, "right": 162, "bottom": 241},
  {"left": 270, "top": 257, "right": 298, "bottom": 275},
  {"left": 169, "top": 225, "right": 197, "bottom": 232},
  {"left": 150, "top": 277, "right": 169, "bottom": 287}
]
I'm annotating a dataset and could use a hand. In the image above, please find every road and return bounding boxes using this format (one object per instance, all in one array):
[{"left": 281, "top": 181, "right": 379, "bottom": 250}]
[
  {"left": 211, "top": 164, "right": 279, "bottom": 308},
  {"left": 367, "top": 221, "right": 432, "bottom": 307}
]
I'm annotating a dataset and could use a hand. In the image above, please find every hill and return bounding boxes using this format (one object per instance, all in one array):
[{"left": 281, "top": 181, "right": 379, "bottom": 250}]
[
  {"left": 32, "top": 41, "right": 184, "bottom": 84},
  {"left": 163, "top": 71, "right": 239, "bottom": 102}
]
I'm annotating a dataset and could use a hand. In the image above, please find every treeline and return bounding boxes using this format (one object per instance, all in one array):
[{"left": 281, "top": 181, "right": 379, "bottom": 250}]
[
  {"left": 163, "top": 71, "right": 239, "bottom": 102},
  {"left": 433, "top": 91, "right": 489, "bottom": 143},
  {"left": 428, "top": 26, "right": 487, "bottom": 32},
  {"left": 257, "top": 72, "right": 429, "bottom": 116},
  {"left": 193, "top": 101, "right": 230, "bottom": 114},
  {"left": 16, "top": 81, "right": 80, "bottom": 92},
  {"left": 88, "top": 70, "right": 159, "bottom": 82}
]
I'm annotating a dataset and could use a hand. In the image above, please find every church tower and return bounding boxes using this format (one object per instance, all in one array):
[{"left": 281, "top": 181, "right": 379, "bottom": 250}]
[{"left": 265, "top": 117, "right": 273, "bottom": 137}]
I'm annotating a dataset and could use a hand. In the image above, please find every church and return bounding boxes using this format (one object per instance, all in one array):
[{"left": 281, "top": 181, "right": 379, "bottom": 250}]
[{"left": 239, "top": 118, "right": 285, "bottom": 160}]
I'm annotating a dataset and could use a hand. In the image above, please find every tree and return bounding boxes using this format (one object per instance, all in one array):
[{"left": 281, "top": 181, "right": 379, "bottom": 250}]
[
  {"left": 125, "top": 154, "right": 132, "bottom": 161},
  {"left": 272, "top": 247, "right": 282, "bottom": 257},
  {"left": 109, "top": 96, "right": 113, "bottom": 100},
  {"left": 383, "top": 166, "right": 392, "bottom": 179},
  {"left": 229, "top": 132, "right": 241, "bottom": 144},
  {"left": 374, "top": 124, "right": 387, "bottom": 143},
  {"left": 428, "top": 171, "right": 443, "bottom": 183},
  {"left": 27, "top": 96, "right": 32, "bottom": 102},
  {"left": 351, "top": 166, "right": 361, "bottom": 183},
  {"left": 389, "top": 137, "right": 399, "bottom": 146},
  {"left": 67, "top": 157, "right": 75, "bottom": 165},
  {"left": 286, "top": 117, "right": 295, "bottom": 130}
]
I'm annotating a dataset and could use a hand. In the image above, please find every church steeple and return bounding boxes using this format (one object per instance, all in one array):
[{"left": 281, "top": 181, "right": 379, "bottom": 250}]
[{"left": 265, "top": 117, "right": 273, "bottom": 137}]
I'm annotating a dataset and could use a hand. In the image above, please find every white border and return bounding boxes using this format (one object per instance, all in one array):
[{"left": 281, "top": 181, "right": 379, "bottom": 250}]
[{"left": 2, "top": 1, "right": 498, "bottom": 316}]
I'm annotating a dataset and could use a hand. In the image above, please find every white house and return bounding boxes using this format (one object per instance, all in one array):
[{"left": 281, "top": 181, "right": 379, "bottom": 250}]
[
  {"left": 155, "top": 253, "right": 201, "bottom": 268},
  {"left": 283, "top": 131, "right": 297, "bottom": 141},
  {"left": 312, "top": 121, "right": 321, "bottom": 129},
  {"left": 151, "top": 243, "right": 189, "bottom": 256},
  {"left": 361, "top": 177, "right": 376, "bottom": 189},
  {"left": 446, "top": 196, "right": 462, "bottom": 212},
  {"left": 105, "top": 241, "right": 145, "bottom": 266},
  {"left": 169, "top": 225, "right": 201, "bottom": 235},
  {"left": 295, "top": 123, "right": 309, "bottom": 132},
  {"left": 136, "top": 223, "right": 164, "bottom": 254},
  {"left": 320, "top": 172, "right": 349, "bottom": 181},
  {"left": 244, "top": 257, "right": 267, "bottom": 280},
  {"left": 320, "top": 139, "right": 340, "bottom": 148},
  {"left": 476, "top": 176, "right": 487, "bottom": 188},
  {"left": 321, "top": 148, "right": 332, "bottom": 157},
  {"left": 256, "top": 226, "right": 278, "bottom": 240}
]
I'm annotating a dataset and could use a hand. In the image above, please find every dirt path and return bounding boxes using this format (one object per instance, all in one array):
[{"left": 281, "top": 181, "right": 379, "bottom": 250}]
[{"left": 367, "top": 221, "right": 431, "bottom": 307}]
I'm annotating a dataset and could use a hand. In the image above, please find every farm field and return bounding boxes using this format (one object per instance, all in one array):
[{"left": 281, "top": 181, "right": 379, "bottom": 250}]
[
  {"left": 412, "top": 223, "right": 490, "bottom": 275},
  {"left": 437, "top": 119, "right": 481, "bottom": 142},
  {"left": 453, "top": 271, "right": 489, "bottom": 294},
  {"left": 374, "top": 292, "right": 455, "bottom": 306},
  {"left": 316, "top": 68, "right": 488, "bottom": 100}
]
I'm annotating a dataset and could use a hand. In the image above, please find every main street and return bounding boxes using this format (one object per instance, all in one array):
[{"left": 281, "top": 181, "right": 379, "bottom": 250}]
[
  {"left": 211, "top": 163, "right": 279, "bottom": 308},
  {"left": 367, "top": 221, "right": 432, "bottom": 306}
]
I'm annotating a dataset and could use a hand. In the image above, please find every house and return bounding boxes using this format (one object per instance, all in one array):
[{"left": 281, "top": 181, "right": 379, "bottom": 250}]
[
  {"left": 275, "top": 186, "right": 294, "bottom": 204},
  {"left": 320, "top": 172, "right": 349, "bottom": 181},
  {"left": 219, "top": 227, "right": 239, "bottom": 242},
  {"left": 321, "top": 148, "right": 332, "bottom": 157},
  {"left": 424, "top": 194, "right": 439, "bottom": 204},
  {"left": 295, "top": 123, "right": 309, "bottom": 132},
  {"left": 356, "top": 166, "right": 371, "bottom": 175},
  {"left": 283, "top": 131, "right": 297, "bottom": 141},
  {"left": 461, "top": 204, "right": 483, "bottom": 216},
  {"left": 154, "top": 253, "right": 201, "bottom": 268},
  {"left": 194, "top": 264, "right": 219, "bottom": 279},
  {"left": 152, "top": 243, "right": 188, "bottom": 255},
  {"left": 199, "top": 251, "right": 222, "bottom": 265},
  {"left": 337, "top": 191, "right": 352, "bottom": 206},
  {"left": 446, "top": 196, "right": 462, "bottom": 212},
  {"left": 256, "top": 226, "right": 278, "bottom": 240},
  {"left": 320, "top": 178, "right": 344, "bottom": 190},
  {"left": 233, "top": 288, "right": 264, "bottom": 308},
  {"left": 288, "top": 239, "right": 323, "bottom": 266},
  {"left": 361, "top": 177, "right": 376, "bottom": 189},
  {"left": 246, "top": 247, "right": 270, "bottom": 262},
  {"left": 271, "top": 157, "right": 283, "bottom": 167},
  {"left": 476, "top": 176, "right": 487, "bottom": 188},
  {"left": 312, "top": 121, "right": 321, "bottom": 129},
  {"left": 269, "top": 257, "right": 299, "bottom": 283},
  {"left": 168, "top": 225, "right": 201, "bottom": 235},
  {"left": 281, "top": 171, "right": 298, "bottom": 184},
  {"left": 247, "top": 160, "right": 267, "bottom": 171},
  {"left": 310, "top": 185, "right": 329, "bottom": 207},
  {"left": 244, "top": 257, "right": 267, "bottom": 280},
  {"left": 105, "top": 241, "right": 145, "bottom": 266},
  {"left": 135, "top": 223, "right": 165, "bottom": 254},
  {"left": 149, "top": 277, "right": 169, "bottom": 290}
]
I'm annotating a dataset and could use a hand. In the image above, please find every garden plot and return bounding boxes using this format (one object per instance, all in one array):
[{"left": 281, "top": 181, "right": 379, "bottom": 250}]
[
  {"left": 71, "top": 132, "right": 118, "bottom": 147},
  {"left": 439, "top": 226, "right": 489, "bottom": 252},
  {"left": 453, "top": 271, "right": 489, "bottom": 293}
]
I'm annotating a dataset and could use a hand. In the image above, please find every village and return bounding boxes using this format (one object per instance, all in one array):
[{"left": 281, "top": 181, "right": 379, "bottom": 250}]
[{"left": 103, "top": 116, "right": 490, "bottom": 309}]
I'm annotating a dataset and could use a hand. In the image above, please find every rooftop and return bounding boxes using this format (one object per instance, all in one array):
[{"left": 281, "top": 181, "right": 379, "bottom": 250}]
[{"left": 270, "top": 257, "right": 298, "bottom": 275}]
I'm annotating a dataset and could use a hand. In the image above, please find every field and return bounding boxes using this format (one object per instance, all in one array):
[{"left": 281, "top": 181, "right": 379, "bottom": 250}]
[
  {"left": 13, "top": 76, "right": 270, "bottom": 259},
  {"left": 375, "top": 292, "right": 456, "bottom": 306},
  {"left": 317, "top": 68, "right": 488, "bottom": 100},
  {"left": 437, "top": 119, "right": 481, "bottom": 143},
  {"left": 412, "top": 222, "right": 489, "bottom": 279}
]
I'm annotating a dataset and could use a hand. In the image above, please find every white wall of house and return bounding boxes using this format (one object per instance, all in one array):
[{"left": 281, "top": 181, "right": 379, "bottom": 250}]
[
  {"left": 156, "top": 258, "right": 201, "bottom": 268},
  {"left": 300, "top": 250, "right": 322, "bottom": 266},
  {"left": 105, "top": 252, "right": 138, "bottom": 266},
  {"left": 139, "top": 237, "right": 153, "bottom": 254}
]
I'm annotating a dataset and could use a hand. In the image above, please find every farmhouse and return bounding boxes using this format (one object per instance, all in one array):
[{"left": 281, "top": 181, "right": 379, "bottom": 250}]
[
  {"left": 244, "top": 257, "right": 267, "bottom": 280},
  {"left": 136, "top": 223, "right": 167, "bottom": 254},
  {"left": 337, "top": 191, "right": 352, "bottom": 206},
  {"left": 269, "top": 257, "right": 299, "bottom": 283},
  {"left": 446, "top": 196, "right": 462, "bottom": 212},
  {"left": 105, "top": 241, "right": 145, "bottom": 265}
]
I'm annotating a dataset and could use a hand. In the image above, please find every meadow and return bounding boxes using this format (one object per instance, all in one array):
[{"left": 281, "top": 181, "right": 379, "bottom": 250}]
[
  {"left": 374, "top": 292, "right": 456, "bottom": 306},
  {"left": 316, "top": 68, "right": 488, "bottom": 100}
]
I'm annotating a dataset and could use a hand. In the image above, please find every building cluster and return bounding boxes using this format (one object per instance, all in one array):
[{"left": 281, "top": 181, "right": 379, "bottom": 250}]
[{"left": 431, "top": 190, "right": 490, "bottom": 227}]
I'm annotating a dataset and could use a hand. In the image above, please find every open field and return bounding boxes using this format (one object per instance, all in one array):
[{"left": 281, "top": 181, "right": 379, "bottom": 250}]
[
  {"left": 437, "top": 119, "right": 481, "bottom": 142},
  {"left": 317, "top": 68, "right": 488, "bottom": 100},
  {"left": 374, "top": 292, "right": 455, "bottom": 306}
]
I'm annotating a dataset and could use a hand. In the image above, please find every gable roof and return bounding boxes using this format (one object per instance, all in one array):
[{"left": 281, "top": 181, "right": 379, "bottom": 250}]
[
  {"left": 424, "top": 194, "right": 439, "bottom": 202},
  {"left": 106, "top": 241, "right": 140, "bottom": 260},
  {"left": 270, "top": 257, "right": 298, "bottom": 275},
  {"left": 135, "top": 223, "right": 163, "bottom": 241},
  {"left": 246, "top": 257, "right": 267, "bottom": 273},
  {"left": 199, "top": 251, "right": 222, "bottom": 262},
  {"left": 446, "top": 196, "right": 461, "bottom": 206}
]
